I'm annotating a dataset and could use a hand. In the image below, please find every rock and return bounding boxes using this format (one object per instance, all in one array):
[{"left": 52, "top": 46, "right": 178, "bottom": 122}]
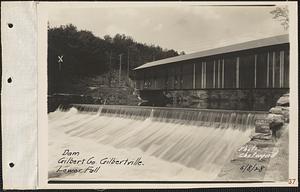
[
  {"left": 267, "top": 113, "right": 285, "bottom": 124},
  {"left": 269, "top": 106, "right": 283, "bottom": 115},
  {"left": 255, "top": 118, "right": 271, "bottom": 133},
  {"left": 282, "top": 107, "right": 290, "bottom": 122},
  {"left": 276, "top": 93, "right": 289, "bottom": 107},
  {"left": 283, "top": 93, "right": 289, "bottom": 97},
  {"left": 255, "top": 126, "right": 271, "bottom": 134},
  {"left": 267, "top": 113, "right": 284, "bottom": 136},
  {"left": 251, "top": 133, "right": 272, "bottom": 141},
  {"left": 269, "top": 106, "right": 289, "bottom": 122}
]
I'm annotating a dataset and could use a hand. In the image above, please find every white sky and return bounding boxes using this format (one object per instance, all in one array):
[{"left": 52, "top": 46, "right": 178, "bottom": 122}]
[{"left": 49, "top": 4, "right": 288, "bottom": 54}]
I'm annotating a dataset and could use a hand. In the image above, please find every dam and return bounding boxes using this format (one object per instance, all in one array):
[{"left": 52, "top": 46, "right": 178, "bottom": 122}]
[
  {"left": 47, "top": 35, "right": 289, "bottom": 181},
  {"left": 48, "top": 104, "right": 268, "bottom": 180}
]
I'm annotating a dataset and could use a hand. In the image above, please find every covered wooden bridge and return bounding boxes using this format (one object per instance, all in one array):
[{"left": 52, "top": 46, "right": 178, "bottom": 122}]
[{"left": 133, "top": 35, "right": 289, "bottom": 111}]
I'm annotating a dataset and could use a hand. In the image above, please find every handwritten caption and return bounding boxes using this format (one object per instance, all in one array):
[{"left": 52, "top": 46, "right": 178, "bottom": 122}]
[
  {"left": 56, "top": 149, "right": 144, "bottom": 174},
  {"left": 237, "top": 145, "right": 278, "bottom": 161},
  {"left": 240, "top": 163, "right": 265, "bottom": 173}
]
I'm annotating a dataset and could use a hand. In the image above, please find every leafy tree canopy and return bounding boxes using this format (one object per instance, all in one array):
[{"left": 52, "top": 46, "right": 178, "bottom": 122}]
[{"left": 48, "top": 24, "right": 179, "bottom": 93}]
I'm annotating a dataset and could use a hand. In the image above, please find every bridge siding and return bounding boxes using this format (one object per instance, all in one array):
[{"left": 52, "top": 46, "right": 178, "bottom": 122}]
[{"left": 135, "top": 44, "right": 289, "bottom": 91}]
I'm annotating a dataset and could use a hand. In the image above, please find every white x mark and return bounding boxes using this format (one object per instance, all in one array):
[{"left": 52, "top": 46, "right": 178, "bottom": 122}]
[{"left": 58, "top": 55, "right": 64, "bottom": 63}]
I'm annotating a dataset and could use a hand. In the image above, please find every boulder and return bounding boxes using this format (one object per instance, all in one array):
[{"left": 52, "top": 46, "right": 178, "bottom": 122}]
[
  {"left": 269, "top": 106, "right": 290, "bottom": 122},
  {"left": 276, "top": 93, "right": 289, "bottom": 107},
  {"left": 269, "top": 106, "right": 283, "bottom": 115},
  {"left": 251, "top": 133, "right": 272, "bottom": 141},
  {"left": 266, "top": 113, "right": 285, "bottom": 124},
  {"left": 281, "top": 107, "right": 290, "bottom": 122},
  {"left": 255, "top": 118, "right": 271, "bottom": 133},
  {"left": 267, "top": 113, "right": 285, "bottom": 135}
]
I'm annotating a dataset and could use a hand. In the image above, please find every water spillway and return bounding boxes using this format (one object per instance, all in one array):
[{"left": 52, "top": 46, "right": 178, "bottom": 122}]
[
  {"left": 49, "top": 104, "right": 268, "bottom": 179},
  {"left": 71, "top": 104, "right": 267, "bottom": 130}
]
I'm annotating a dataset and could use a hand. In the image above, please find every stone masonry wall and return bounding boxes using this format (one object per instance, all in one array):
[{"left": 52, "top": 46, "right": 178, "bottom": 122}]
[{"left": 163, "top": 89, "right": 289, "bottom": 111}]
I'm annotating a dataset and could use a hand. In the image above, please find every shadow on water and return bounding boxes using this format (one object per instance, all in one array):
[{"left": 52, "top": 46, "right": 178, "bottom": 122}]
[{"left": 136, "top": 88, "right": 289, "bottom": 111}]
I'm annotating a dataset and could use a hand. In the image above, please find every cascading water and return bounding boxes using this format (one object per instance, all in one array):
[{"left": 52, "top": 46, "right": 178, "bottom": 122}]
[{"left": 48, "top": 104, "right": 267, "bottom": 180}]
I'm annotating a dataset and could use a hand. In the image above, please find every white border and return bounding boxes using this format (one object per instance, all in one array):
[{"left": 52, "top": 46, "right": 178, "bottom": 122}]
[{"left": 1, "top": 2, "right": 38, "bottom": 189}]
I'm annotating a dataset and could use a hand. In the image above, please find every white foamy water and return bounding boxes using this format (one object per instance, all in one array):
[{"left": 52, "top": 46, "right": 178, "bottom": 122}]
[{"left": 48, "top": 106, "right": 262, "bottom": 181}]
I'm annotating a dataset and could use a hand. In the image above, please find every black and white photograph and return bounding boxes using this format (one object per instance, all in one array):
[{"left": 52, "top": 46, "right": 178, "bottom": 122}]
[
  {"left": 44, "top": 2, "right": 295, "bottom": 185},
  {"left": 1, "top": 1, "right": 298, "bottom": 190}
]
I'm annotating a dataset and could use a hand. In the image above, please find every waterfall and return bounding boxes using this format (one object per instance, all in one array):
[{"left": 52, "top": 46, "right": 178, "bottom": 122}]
[
  {"left": 49, "top": 104, "right": 267, "bottom": 179},
  {"left": 71, "top": 104, "right": 266, "bottom": 130}
]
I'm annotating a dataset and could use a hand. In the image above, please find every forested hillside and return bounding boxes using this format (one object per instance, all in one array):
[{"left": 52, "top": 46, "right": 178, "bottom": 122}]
[{"left": 48, "top": 24, "right": 180, "bottom": 94}]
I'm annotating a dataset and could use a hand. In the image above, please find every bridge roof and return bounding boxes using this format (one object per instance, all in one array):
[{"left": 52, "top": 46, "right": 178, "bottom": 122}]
[{"left": 134, "top": 34, "right": 289, "bottom": 70}]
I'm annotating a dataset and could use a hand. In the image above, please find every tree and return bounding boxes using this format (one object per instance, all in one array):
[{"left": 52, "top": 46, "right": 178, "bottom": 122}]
[
  {"left": 48, "top": 24, "right": 180, "bottom": 93},
  {"left": 270, "top": 6, "right": 289, "bottom": 30},
  {"left": 104, "top": 35, "right": 113, "bottom": 43}
]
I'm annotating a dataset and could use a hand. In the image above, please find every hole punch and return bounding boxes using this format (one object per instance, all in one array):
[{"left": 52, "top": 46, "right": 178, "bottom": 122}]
[
  {"left": 8, "top": 23, "right": 13, "bottom": 28},
  {"left": 7, "top": 77, "right": 12, "bottom": 83},
  {"left": 9, "top": 162, "right": 14, "bottom": 168}
]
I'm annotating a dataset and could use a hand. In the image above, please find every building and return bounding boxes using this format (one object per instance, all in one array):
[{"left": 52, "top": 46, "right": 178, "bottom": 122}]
[{"left": 133, "top": 35, "right": 289, "bottom": 111}]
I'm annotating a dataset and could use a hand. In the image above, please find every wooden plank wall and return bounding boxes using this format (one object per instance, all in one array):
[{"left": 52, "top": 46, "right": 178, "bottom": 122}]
[{"left": 137, "top": 44, "right": 289, "bottom": 90}]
